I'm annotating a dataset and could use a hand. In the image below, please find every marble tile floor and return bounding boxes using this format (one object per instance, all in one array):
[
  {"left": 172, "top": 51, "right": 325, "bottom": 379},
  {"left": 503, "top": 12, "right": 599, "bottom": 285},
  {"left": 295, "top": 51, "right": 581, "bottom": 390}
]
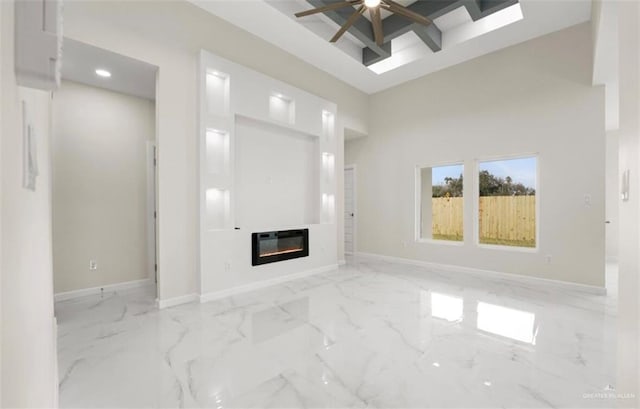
[{"left": 56, "top": 258, "right": 618, "bottom": 408}]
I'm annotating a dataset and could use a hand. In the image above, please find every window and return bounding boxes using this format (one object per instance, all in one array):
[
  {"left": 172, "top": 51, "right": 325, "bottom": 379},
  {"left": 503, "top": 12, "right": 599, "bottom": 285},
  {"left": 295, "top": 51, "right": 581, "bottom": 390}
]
[
  {"left": 418, "top": 163, "right": 464, "bottom": 242},
  {"left": 478, "top": 156, "right": 537, "bottom": 248}
]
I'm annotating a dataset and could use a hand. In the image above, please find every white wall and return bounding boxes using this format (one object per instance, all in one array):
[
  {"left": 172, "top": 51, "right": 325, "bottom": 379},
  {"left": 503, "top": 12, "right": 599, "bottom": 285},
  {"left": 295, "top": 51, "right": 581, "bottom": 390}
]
[
  {"left": 615, "top": 1, "right": 640, "bottom": 403},
  {"left": 346, "top": 23, "right": 606, "bottom": 288},
  {"left": 1, "top": 2, "right": 57, "bottom": 406},
  {"left": 62, "top": 0, "right": 368, "bottom": 303},
  {"left": 0, "top": 1, "right": 4, "bottom": 402},
  {"left": 605, "top": 133, "right": 619, "bottom": 262},
  {"left": 52, "top": 81, "right": 155, "bottom": 293},
  {"left": 336, "top": 127, "right": 346, "bottom": 262},
  {"left": 0, "top": 0, "right": 4, "bottom": 402},
  {"left": 235, "top": 118, "right": 319, "bottom": 229}
]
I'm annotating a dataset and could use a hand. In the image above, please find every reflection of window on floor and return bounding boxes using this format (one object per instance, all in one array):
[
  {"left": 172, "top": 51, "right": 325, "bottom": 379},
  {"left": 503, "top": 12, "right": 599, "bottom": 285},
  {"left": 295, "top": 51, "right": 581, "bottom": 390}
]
[
  {"left": 430, "top": 292, "right": 463, "bottom": 322},
  {"left": 477, "top": 302, "right": 537, "bottom": 344},
  {"left": 419, "top": 163, "right": 464, "bottom": 242},
  {"left": 478, "top": 157, "right": 537, "bottom": 248}
]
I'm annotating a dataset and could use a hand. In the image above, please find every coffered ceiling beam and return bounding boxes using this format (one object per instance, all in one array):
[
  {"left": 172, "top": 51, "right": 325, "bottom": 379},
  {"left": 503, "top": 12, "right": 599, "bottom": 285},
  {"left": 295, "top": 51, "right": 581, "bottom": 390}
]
[
  {"left": 412, "top": 23, "right": 442, "bottom": 52},
  {"left": 381, "top": 0, "right": 462, "bottom": 36},
  {"left": 306, "top": 0, "right": 392, "bottom": 63},
  {"left": 361, "top": 0, "right": 517, "bottom": 65},
  {"left": 362, "top": 42, "right": 392, "bottom": 65},
  {"left": 476, "top": 0, "right": 519, "bottom": 18},
  {"left": 463, "top": 0, "right": 483, "bottom": 20},
  {"left": 303, "top": 0, "right": 518, "bottom": 67}
]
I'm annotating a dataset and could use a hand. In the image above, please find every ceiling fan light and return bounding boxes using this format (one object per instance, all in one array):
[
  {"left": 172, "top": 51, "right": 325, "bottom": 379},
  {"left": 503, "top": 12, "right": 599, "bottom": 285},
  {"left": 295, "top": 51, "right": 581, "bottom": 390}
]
[{"left": 364, "top": 0, "right": 381, "bottom": 8}]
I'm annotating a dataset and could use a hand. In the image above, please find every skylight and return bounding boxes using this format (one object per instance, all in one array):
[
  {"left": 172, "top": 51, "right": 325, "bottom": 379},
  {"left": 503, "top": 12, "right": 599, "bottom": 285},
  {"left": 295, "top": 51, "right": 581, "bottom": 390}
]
[{"left": 368, "top": 2, "right": 524, "bottom": 75}]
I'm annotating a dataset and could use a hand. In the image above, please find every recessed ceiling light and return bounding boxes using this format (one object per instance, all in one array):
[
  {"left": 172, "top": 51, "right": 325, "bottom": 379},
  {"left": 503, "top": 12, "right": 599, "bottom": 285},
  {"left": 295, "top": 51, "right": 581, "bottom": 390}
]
[
  {"left": 95, "top": 69, "right": 111, "bottom": 78},
  {"left": 364, "top": 0, "right": 381, "bottom": 8}
]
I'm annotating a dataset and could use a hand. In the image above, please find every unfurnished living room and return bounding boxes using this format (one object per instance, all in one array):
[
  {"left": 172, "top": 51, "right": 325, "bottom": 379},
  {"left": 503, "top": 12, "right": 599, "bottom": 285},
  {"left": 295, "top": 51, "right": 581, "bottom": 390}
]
[{"left": 1, "top": 0, "right": 640, "bottom": 408}]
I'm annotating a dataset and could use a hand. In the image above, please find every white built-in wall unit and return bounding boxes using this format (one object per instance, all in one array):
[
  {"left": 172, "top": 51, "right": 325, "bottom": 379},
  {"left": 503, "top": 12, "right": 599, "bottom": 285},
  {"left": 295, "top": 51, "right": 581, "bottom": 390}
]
[{"left": 198, "top": 51, "right": 337, "bottom": 302}]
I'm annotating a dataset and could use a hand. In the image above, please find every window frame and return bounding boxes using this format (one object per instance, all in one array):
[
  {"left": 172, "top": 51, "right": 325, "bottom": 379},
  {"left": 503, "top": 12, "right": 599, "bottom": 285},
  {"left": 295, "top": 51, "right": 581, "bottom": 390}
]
[
  {"left": 414, "top": 161, "right": 466, "bottom": 246},
  {"left": 473, "top": 153, "right": 540, "bottom": 253}
]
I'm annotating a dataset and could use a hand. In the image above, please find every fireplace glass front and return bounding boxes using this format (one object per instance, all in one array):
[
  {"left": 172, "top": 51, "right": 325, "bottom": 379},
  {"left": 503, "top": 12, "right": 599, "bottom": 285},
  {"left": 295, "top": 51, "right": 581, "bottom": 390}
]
[{"left": 252, "top": 229, "right": 309, "bottom": 266}]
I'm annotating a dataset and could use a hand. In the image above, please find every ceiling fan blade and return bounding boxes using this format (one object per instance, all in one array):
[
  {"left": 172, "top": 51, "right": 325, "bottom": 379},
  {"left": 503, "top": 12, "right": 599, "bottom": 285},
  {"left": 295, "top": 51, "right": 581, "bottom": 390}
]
[
  {"left": 330, "top": 5, "right": 366, "bottom": 43},
  {"left": 381, "top": 0, "right": 432, "bottom": 26},
  {"left": 369, "top": 7, "right": 384, "bottom": 46},
  {"left": 295, "top": 1, "right": 360, "bottom": 18}
]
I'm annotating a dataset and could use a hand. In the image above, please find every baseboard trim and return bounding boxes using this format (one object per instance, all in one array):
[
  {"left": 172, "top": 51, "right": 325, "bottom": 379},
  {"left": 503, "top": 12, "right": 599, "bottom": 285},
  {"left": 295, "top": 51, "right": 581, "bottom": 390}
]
[
  {"left": 356, "top": 252, "right": 607, "bottom": 295},
  {"left": 157, "top": 293, "right": 199, "bottom": 309},
  {"left": 54, "top": 278, "right": 152, "bottom": 302},
  {"left": 200, "top": 264, "right": 339, "bottom": 303}
]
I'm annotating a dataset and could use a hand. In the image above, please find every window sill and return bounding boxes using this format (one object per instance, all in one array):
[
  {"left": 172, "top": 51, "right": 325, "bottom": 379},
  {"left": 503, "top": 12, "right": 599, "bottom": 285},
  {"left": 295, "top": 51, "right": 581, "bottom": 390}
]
[
  {"left": 476, "top": 243, "right": 539, "bottom": 253},
  {"left": 416, "top": 238, "right": 465, "bottom": 247}
]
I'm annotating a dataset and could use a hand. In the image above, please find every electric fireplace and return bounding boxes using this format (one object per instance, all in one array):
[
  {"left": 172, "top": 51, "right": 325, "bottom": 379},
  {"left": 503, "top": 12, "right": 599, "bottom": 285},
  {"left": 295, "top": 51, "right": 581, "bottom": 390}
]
[{"left": 252, "top": 229, "right": 309, "bottom": 266}]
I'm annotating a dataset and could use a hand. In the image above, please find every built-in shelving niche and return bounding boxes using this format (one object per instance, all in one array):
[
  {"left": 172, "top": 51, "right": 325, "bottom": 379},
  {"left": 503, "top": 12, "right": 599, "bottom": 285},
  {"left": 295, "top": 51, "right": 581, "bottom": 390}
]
[
  {"left": 321, "top": 193, "right": 335, "bottom": 224},
  {"left": 322, "top": 152, "right": 335, "bottom": 184},
  {"left": 203, "top": 68, "right": 233, "bottom": 231},
  {"left": 206, "top": 70, "right": 230, "bottom": 117},
  {"left": 322, "top": 110, "right": 335, "bottom": 144},
  {"left": 206, "top": 129, "right": 230, "bottom": 175},
  {"left": 320, "top": 110, "right": 336, "bottom": 224},
  {"left": 269, "top": 92, "right": 295, "bottom": 125},
  {"left": 206, "top": 188, "right": 231, "bottom": 230}
]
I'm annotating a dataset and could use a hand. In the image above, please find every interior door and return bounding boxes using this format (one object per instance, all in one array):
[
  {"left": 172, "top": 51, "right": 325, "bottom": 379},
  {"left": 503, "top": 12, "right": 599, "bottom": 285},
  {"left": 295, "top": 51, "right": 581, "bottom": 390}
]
[{"left": 344, "top": 167, "right": 355, "bottom": 254}]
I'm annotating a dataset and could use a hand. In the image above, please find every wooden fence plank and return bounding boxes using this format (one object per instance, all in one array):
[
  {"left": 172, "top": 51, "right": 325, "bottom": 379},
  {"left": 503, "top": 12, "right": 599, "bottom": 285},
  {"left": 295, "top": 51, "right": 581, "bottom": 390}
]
[{"left": 431, "top": 196, "right": 535, "bottom": 246}]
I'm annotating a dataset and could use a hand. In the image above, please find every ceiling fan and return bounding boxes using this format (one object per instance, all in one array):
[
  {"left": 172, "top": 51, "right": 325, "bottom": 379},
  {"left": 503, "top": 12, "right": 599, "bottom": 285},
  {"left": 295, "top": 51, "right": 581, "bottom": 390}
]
[{"left": 295, "top": 0, "right": 432, "bottom": 46}]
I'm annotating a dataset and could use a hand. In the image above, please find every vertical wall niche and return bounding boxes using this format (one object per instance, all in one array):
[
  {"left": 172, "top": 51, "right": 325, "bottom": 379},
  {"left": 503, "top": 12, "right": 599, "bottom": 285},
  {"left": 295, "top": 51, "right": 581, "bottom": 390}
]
[
  {"left": 320, "top": 110, "right": 336, "bottom": 225},
  {"left": 322, "top": 110, "right": 335, "bottom": 143},
  {"left": 322, "top": 193, "right": 335, "bottom": 224},
  {"left": 206, "top": 188, "right": 231, "bottom": 230},
  {"left": 269, "top": 93, "right": 295, "bottom": 124},
  {"left": 206, "top": 70, "right": 230, "bottom": 116},
  {"left": 322, "top": 152, "right": 335, "bottom": 183},
  {"left": 205, "top": 129, "right": 230, "bottom": 175}
]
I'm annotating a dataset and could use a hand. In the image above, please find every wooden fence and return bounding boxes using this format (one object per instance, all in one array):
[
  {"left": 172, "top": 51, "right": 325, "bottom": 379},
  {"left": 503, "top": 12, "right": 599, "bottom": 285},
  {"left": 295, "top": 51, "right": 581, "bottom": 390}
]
[
  {"left": 431, "top": 197, "right": 464, "bottom": 241},
  {"left": 432, "top": 196, "right": 536, "bottom": 246}
]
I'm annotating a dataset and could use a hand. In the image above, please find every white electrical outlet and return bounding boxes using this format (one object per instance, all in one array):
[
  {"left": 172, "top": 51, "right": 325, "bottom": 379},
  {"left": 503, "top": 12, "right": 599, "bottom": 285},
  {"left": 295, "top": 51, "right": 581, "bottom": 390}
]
[
  {"left": 89, "top": 260, "right": 98, "bottom": 271},
  {"left": 224, "top": 261, "right": 231, "bottom": 272},
  {"left": 545, "top": 255, "right": 552, "bottom": 264},
  {"left": 584, "top": 194, "right": 592, "bottom": 208}
]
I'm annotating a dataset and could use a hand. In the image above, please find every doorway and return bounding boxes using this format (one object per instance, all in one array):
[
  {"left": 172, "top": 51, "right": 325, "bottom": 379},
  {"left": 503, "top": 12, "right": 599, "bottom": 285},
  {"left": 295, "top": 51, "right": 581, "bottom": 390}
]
[
  {"left": 344, "top": 165, "right": 356, "bottom": 254},
  {"left": 51, "top": 38, "right": 159, "bottom": 304}
]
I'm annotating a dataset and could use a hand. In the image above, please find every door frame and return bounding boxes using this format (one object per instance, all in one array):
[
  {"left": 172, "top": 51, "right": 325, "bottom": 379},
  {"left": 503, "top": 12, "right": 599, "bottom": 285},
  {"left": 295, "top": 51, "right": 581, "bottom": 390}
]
[
  {"left": 344, "top": 164, "right": 357, "bottom": 255},
  {"left": 146, "top": 141, "right": 158, "bottom": 294}
]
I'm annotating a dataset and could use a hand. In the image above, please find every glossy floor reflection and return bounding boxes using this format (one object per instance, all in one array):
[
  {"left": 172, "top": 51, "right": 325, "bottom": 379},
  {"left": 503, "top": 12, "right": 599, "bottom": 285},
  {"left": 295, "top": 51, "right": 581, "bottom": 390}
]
[{"left": 56, "top": 258, "right": 617, "bottom": 408}]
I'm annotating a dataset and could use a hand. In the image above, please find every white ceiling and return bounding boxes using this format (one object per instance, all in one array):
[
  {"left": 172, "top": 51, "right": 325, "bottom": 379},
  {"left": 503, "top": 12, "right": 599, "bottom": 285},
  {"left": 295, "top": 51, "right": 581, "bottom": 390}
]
[
  {"left": 188, "top": 0, "right": 592, "bottom": 94},
  {"left": 61, "top": 38, "right": 158, "bottom": 100}
]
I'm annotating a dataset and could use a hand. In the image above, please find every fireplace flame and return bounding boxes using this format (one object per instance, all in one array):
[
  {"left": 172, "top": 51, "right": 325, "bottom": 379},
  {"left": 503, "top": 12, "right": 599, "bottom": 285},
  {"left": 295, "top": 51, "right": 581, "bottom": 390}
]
[{"left": 260, "top": 247, "right": 303, "bottom": 257}]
